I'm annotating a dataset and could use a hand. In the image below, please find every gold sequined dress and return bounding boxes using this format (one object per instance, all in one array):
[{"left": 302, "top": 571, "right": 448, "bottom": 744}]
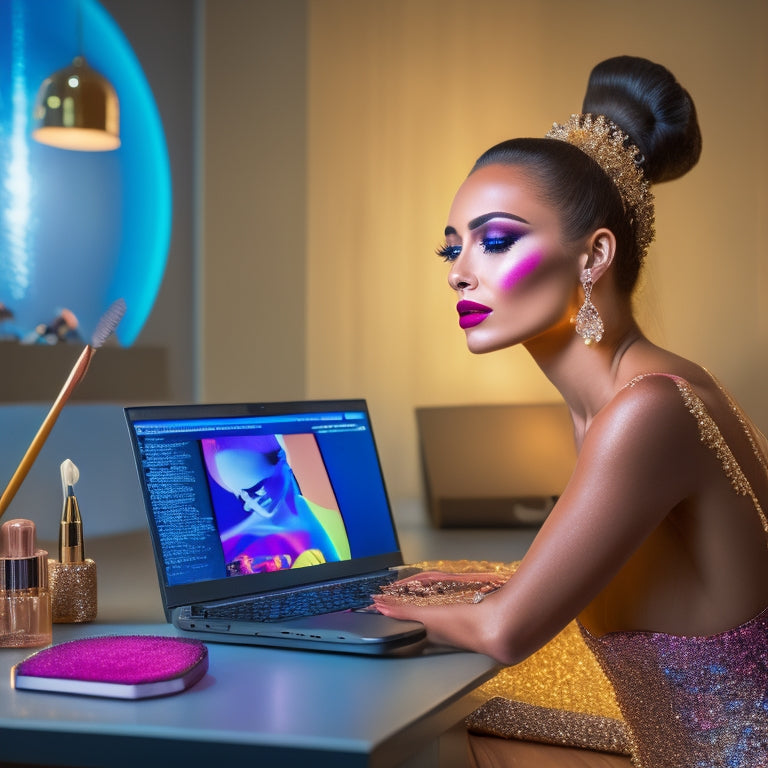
[
  {"left": 577, "top": 374, "right": 768, "bottom": 767},
  {"left": 579, "top": 605, "right": 768, "bottom": 767},
  {"left": 457, "top": 374, "right": 768, "bottom": 766}
]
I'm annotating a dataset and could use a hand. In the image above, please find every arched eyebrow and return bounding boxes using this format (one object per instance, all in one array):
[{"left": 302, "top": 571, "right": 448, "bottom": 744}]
[{"left": 444, "top": 211, "right": 531, "bottom": 237}]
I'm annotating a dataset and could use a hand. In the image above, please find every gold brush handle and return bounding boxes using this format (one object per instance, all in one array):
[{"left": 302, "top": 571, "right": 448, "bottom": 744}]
[{"left": 0, "top": 345, "right": 93, "bottom": 520}]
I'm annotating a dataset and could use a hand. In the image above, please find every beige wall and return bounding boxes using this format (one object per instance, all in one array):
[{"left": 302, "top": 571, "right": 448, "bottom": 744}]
[
  {"left": 204, "top": 0, "right": 768, "bottom": 500},
  {"left": 202, "top": 0, "right": 307, "bottom": 404}
]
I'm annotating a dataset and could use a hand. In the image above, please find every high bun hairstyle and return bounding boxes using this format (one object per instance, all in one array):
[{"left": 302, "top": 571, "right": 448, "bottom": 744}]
[
  {"left": 471, "top": 56, "right": 702, "bottom": 293},
  {"left": 582, "top": 56, "right": 702, "bottom": 185}
]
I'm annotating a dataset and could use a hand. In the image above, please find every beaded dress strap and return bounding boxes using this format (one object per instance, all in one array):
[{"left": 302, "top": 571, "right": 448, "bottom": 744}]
[
  {"left": 704, "top": 369, "right": 768, "bottom": 473},
  {"left": 625, "top": 373, "right": 768, "bottom": 541}
]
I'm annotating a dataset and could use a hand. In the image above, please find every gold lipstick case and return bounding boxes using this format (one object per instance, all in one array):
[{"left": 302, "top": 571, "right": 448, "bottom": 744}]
[{"left": 48, "top": 483, "right": 97, "bottom": 623}]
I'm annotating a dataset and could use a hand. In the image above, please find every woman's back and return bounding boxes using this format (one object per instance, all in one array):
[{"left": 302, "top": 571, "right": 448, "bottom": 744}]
[
  {"left": 577, "top": 358, "right": 768, "bottom": 767},
  {"left": 577, "top": 341, "right": 768, "bottom": 639}
]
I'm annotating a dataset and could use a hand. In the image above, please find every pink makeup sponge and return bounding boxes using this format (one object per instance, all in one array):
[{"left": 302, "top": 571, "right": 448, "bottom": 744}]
[{"left": 12, "top": 635, "right": 208, "bottom": 699}]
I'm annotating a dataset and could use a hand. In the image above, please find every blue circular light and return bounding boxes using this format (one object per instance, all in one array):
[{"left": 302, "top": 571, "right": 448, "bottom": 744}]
[{"left": 0, "top": 0, "right": 171, "bottom": 346}]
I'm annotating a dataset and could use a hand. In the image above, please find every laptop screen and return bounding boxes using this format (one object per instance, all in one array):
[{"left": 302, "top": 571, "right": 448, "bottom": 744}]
[{"left": 124, "top": 400, "right": 403, "bottom": 609}]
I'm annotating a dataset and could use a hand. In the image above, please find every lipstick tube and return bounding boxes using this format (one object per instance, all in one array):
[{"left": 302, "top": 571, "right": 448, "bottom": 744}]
[
  {"left": 48, "top": 461, "right": 97, "bottom": 623},
  {"left": 0, "top": 518, "right": 52, "bottom": 648}
]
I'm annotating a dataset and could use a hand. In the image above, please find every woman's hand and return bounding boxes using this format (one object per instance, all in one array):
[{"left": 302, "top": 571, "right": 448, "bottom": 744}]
[
  {"left": 370, "top": 571, "right": 510, "bottom": 654},
  {"left": 377, "top": 570, "right": 508, "bottom": 600}
]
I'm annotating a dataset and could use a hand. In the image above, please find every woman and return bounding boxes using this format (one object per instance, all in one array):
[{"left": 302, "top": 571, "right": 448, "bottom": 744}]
[{"left": 372, "top": 56, "right": 768, "bottom": 766}]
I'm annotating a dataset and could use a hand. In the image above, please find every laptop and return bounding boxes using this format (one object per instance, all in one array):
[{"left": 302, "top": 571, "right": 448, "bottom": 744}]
[{"left": 124, "top": 399, "right": 427, "bottom": 655}]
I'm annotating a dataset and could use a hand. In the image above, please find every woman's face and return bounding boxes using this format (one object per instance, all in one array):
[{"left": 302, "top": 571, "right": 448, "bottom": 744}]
[
  {"left": 439, "top": 163, "right": 583, "bottom": 354},
  {"left": 213, "top": 443, "right": 293, "bottom": 519}
]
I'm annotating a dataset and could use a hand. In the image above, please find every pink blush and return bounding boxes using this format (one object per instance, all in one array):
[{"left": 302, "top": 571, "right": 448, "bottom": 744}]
[{"left": 500, "top": 252, "right": 542, "bottom": 291}]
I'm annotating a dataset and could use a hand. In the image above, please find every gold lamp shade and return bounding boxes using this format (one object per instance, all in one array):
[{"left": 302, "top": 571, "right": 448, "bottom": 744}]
[{"left": 32, "top": 56, "right": 120, "bottom": 151}]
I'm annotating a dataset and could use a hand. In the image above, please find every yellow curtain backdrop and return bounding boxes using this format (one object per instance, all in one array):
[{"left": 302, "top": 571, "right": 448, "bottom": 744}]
[{"left": 306, "top": 0, "right": 768, "bottom": 499}]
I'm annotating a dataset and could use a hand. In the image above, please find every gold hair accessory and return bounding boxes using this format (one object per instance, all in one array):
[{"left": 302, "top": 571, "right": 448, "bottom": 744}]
[
  {"left": 574, "top": 267, "right": 604, "bottom": 345},
  {"left": 545, "top": 113, "right": 655, "bottom": 263}
]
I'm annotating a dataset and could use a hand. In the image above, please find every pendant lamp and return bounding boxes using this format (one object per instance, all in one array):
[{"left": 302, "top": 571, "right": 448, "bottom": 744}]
[{"left": 32, "top": 54, "right": 120, "bottom": 152}]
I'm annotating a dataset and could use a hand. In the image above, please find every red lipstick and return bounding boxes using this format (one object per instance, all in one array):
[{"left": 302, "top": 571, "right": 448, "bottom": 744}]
[{"left": 456, "top": 300, "right": 492, "bottom": 329}]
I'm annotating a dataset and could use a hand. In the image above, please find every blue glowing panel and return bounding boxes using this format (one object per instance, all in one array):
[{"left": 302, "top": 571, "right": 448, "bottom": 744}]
[{"left": 0, "top": 0, "right": 171, "bottom": 346}]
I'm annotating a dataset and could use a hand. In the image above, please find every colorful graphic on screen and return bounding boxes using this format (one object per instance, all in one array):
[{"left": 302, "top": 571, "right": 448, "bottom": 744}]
[{"left": 201, "top": 434, "right": 351, "bottom": 575}]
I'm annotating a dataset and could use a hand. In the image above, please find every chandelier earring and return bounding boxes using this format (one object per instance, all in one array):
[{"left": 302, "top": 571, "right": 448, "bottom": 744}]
[{"left": 575, "top": 268, "right": 604, "bottom": 346}]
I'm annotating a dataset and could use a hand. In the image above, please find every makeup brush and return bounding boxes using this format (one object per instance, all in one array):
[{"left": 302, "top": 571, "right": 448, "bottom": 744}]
[{"left": 0, "top": 298, "right": 126, "bottom": 521}]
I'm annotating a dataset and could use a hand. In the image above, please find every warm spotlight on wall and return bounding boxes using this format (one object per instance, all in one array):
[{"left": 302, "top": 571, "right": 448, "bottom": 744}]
[{"left": 32, "top": 55, "right": 120, "bottom": 152}]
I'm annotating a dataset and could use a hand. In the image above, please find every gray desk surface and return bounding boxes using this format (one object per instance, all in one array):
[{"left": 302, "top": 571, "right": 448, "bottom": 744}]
[
  {"left": 0, "top": 623, "right": 498, "bottom": 768},
  {"left": 0, "top": 530, "right": 500, "bottom": 768}
]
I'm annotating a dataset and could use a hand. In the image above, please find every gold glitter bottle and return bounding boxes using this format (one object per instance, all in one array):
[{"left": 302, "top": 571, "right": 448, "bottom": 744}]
[{"left": 48, "top": 459, "right": 97, "bottom": 623}]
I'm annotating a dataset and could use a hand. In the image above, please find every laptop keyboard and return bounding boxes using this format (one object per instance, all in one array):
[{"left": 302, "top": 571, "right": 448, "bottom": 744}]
[{"left": 192, "top": 571, "right": 398, "bottom": 623}]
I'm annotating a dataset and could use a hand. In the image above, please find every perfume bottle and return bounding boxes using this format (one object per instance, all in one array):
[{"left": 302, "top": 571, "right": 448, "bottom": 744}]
[
  {"left": 48, "top": 459, "right": 97, "bottom": 623},
  {"left": 0, "top": 518, "right": 52, "bottom": 648}
]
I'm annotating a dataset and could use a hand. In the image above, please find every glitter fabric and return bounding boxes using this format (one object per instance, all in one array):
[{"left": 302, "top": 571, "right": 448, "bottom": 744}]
[
  {"left": 14, "top": 634, "right": 207, "bottom": 684},
  {"left": 381, "top": 559, "right": 515, "bottom": 605},
  {"left": 476, "top": 619, "right": 623, "bottom": 721},
  {"left": 379, "top": 571, "right": 508, "bottom": 605},
  {"left": 465, "top": 698, "right": 629, "bottom": 755},
  {"left": 581, "top": 608, "right": 768, "bottom": 767},
  {"left": 396, "top": 560, "right": 630, "bottom": 754}
]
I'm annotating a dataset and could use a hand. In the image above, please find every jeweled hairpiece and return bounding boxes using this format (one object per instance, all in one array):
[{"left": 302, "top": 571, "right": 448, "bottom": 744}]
[{"left": 545, "top": 113, "right": 655, "bottom": 262}]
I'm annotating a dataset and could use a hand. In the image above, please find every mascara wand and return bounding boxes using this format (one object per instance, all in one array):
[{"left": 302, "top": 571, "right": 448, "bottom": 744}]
[{"left": 0, "top": 299, "right": 126, "bottom": 521}]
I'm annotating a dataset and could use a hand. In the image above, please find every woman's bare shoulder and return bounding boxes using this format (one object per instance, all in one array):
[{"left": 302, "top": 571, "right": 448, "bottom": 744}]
[{"left": 589, "top": 371, "right": 700, "bottom": 452}]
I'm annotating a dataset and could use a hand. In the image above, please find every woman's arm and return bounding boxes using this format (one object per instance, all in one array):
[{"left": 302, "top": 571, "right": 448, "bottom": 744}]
[{"left": 374, "top": 376, "right": 702, "bottom": 664}]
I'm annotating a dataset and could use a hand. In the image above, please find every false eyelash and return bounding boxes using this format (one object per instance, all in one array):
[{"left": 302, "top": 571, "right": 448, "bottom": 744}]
[
  {"left": 480, "top": 234, "right": 522, "bottom": 254},
  {"left": 435, "top": 243, "right": 462, "bottom": 262}
]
